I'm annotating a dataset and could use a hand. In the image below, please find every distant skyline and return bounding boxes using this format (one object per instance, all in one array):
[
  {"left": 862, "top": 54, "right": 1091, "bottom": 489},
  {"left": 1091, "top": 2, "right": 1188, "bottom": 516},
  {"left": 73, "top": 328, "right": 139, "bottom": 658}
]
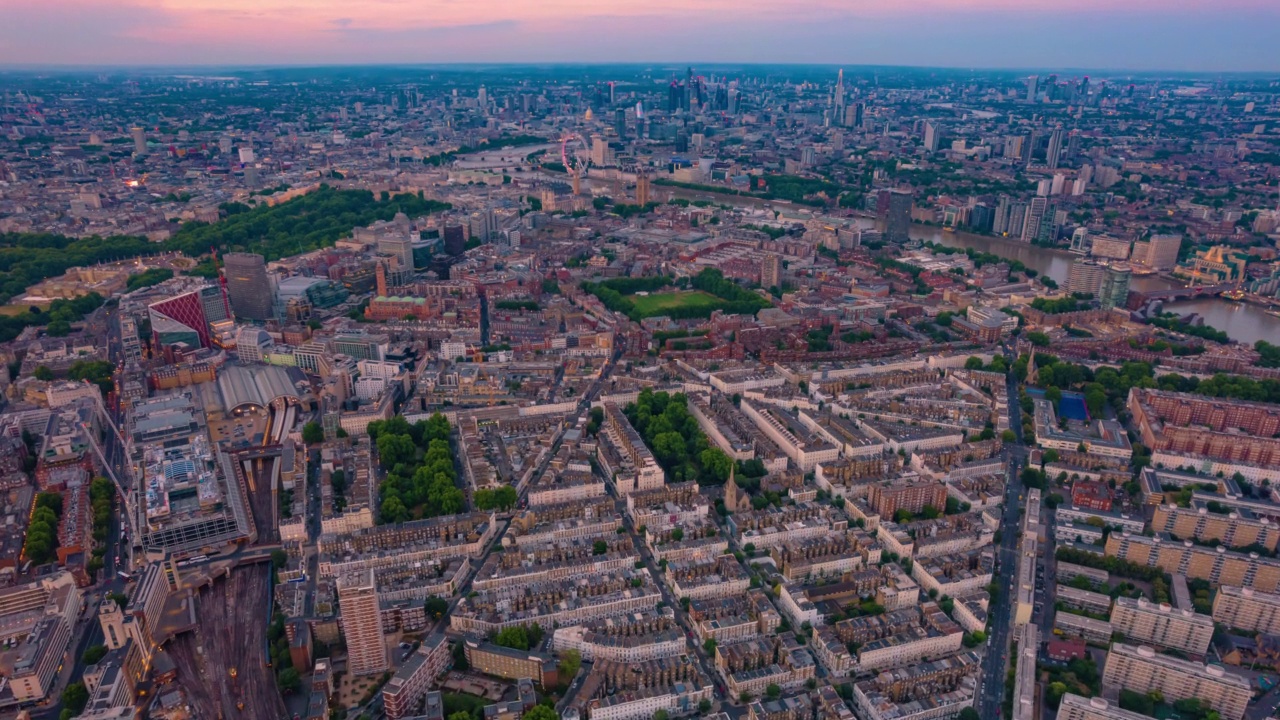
[{"left": 2, "top": 0, "right": 1278, "bottom": 72}]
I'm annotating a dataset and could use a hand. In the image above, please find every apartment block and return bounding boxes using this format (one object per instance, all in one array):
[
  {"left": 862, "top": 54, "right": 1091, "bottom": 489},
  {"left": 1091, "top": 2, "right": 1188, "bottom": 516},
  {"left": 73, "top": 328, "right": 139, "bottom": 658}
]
[
  {"left": 463, "top": 637, "right": 558, "bottom": 687},
  {"left": 866, "top": 476, "right": 949, "bottom": 519},
  {"left": 383, "top": 634, "right": 452, "bottom": 720},
  {"left": 1055, "top": 612, "right": 1113, "bottom": 645},
  {"left": 851, "top": 651, "right": 980, "bottom": 720},
  {"left": 1101, "top": 643, "right": 1250, "bottom": 720},
  {"left": 1013, "top": 623, "right": 1038, "bottom": 720},
  {"left": 1130, "top": 388, "right": 1280, "bottom": 467},
  {"left": 1212, "top": 585, "right": 1280, "bottom": 634},
  {"left": 338, "top": 569, "right": 389, "bottom": 676},
  {"left": 598, "top": 403, "right": 665, "bottom": 493},
  {"left": 1151, "top": 502, "right": 1280, "bottom": 553},
  {"left": 739, "top": 400, "right": 839, "bottom": 471},
  {"left": 1105, "top": 532, "right": 1280, "bottom": 593},
  {"left": 1109, "top": 597, "right": 1213, "bottom": 655},
  {"left": 1058, "top": 693, "right": 1154, "bottom": 720}
]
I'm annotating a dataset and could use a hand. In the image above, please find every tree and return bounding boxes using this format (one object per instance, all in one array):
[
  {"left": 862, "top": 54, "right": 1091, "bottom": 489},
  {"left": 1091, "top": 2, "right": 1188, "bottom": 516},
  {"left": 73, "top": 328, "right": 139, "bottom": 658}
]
[
  {"left": 425, "top": 596, "right": 449, "bottom": 620},
  {"left": 81, "top": 645, "right": 108, "bottom": 665},
  {"left": 653, "top": 711, "right": 669, "bottom": 720},
  {"left": 1001, "top": 430, "right": 1017, "bottom": 443},
  {"left": 671, "top": 528, "right": 684, "bottom": 542},
  {"left": 964, "top": 356, "right": 984, "bottom": 370},
  {"left": 271, "top": 549, "right": 288, "bottom": 570},
  {"left": 302, "top": 421, "right": 325, "bottom": 444},
  {"left": 593, "top": 540, "right": 608, "bottom": 555},
  {"left": 560, "top": 648, "right": 582, "bottom": 680},
  {"left": 766, "top": 683, "right": 781, "bottom": 700},
  {"left": 450, "top": 713, "right": 474, "bottom": 720},
  {"left": 958, "top": 709, "right": 981, "bottom": 720},
  {"left": 704, "top": 638, "right": 717, "bottom": 655},
  {"left": 495, "top": 625, "right": 531, "bottom": 651},
  {"left": 33, "top": 365, "right": 53, "bottom": 381},
  {"left": 277, "top": 667, "right": 302, "bottom": 694},
  {"left": 698, "top": 699, "right": 712, "bottom": 714},
  {"left": 522, "top": 705, "right": 559, "bottom": 720},
  {"left": 475, "top": 485, "right": 518, "bottom": 511},
  {"left": 61, "top": 682, "right": 89, "bottom": 715}
]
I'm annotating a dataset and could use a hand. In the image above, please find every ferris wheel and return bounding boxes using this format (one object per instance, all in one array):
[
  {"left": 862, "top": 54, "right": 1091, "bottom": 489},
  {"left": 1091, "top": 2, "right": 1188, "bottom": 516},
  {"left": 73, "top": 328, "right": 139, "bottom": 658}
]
[
  {"left": 561, "top": 132, "right": 590, "bottom": 177},
  {"left": 560, "top": 133, "right": 591, "bottom": 195}
]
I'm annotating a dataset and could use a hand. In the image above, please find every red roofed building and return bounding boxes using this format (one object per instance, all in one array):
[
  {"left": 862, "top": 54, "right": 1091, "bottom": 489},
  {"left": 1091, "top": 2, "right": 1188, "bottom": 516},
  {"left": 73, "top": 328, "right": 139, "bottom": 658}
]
[
  {"left": 1071, "top": 480, "right": 1113, "bottom": 512},
  {"left": 1046, "top": 637, "right": 1088, "bottom": 663}
]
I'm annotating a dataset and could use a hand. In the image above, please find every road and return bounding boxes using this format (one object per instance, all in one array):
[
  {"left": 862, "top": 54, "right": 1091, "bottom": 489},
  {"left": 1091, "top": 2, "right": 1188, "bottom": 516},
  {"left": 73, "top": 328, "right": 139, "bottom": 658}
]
[{"left": 974, "top": 348, "right": 1028, "bottom": 720}]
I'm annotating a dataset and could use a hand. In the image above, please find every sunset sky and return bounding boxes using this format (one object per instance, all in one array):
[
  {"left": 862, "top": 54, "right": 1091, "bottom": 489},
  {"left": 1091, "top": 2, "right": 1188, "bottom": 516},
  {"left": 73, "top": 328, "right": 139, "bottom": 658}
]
[{"left": 1, "top": 0, "right": 1276, "bottom": 70}]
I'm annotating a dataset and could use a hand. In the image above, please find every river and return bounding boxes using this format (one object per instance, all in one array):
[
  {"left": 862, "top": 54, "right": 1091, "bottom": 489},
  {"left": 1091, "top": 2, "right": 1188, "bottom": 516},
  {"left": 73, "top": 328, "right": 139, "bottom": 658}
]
[{"left": 920, "top": 227, "right": 1280, "bottom": 347}]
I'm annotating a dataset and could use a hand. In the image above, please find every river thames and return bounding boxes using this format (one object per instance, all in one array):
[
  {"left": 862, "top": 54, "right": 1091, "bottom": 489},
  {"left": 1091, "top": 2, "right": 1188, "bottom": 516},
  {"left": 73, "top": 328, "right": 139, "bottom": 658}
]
[{"left": 918, "top": 227, "right": 1280, "bottom": 347}]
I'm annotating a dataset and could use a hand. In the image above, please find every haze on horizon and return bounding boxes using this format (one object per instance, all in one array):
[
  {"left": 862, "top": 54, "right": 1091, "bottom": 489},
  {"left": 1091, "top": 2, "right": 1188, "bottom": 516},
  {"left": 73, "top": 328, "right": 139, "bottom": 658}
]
[{"left": 1, "top": 0, "right": 1277, "bottom": 72}]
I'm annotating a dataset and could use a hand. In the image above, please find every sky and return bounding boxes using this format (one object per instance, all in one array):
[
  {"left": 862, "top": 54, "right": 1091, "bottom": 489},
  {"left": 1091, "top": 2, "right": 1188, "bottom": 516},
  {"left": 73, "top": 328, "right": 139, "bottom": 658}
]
[{"left": 1, "top": 0, "right": 1277, "bottom": 72}]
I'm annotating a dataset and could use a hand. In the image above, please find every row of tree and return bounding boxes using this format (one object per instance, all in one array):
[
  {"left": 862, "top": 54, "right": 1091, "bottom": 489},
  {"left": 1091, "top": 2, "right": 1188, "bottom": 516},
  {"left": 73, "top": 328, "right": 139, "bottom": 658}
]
[
  {"left": 369, "top": 414, "right": 465, "bottom": 523},
  {"left": 24, "top": 492, "right": 63, "bottom": 566},
  {"left": 623, "top": 389, "right": 734, "bottom": 485}
]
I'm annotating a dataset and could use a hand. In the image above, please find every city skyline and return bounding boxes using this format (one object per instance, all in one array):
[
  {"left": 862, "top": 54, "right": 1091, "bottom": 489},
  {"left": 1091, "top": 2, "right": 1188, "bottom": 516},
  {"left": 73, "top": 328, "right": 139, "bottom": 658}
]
[{"left": 2, "top": 0, "right": 1279, "bottom": 72}]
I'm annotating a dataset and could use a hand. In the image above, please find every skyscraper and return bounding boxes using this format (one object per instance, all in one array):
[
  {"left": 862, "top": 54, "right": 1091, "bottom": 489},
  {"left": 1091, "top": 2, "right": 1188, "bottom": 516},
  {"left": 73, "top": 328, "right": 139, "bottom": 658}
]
[
  {"left": 878, "top": 189, "right": 913, "bottom": 244},
  {"left": 923, "top": 122, "right": 941, "bottom": 153},
  {"left": 993, "top": 196, "right": 1012, "bottom": 235},
  {"left": 845, "top": 102, "right": 864, "bottom": 129},
  {"left": 1004, "top": 135, "right": 1025, "bottom": 160},
  {"left": 833, "top": 69, "right": 846, "bottom": 123},
  {"left": 1047, "top": 127, "right": 1065, "bottom": 170},
  {"left": 1099, "top": 266, "right": 1132, "bottom": 309},
  {"left": 761, "top": 254, "right": 782, "bottom": 290},
  {"left": 1021, "top": 197, "right": 1048, "bottom": 243},
  {"left": 614, "top": 108, "right": 626, "bottom": 139},
  {"left": 223, "top": 252, "right": 275, "bottom": 321},
  {"left": 338, "top": 570, "right": 388, "bottom": 677},
  {"left": 1066, "top": 259, "right": 1107, "bottom": 297},
  {"left": 1026, "top": 75, "right": 1039, "bottom": 101},
  {"left": 131, "top": 126, "right": 147, "bottom": 155},
  {"left": 443, "top": 225, "right": 466, "bottom": 256},
  {"left": 1144, "top": 234, "right": 1183, "bottom": 271}
]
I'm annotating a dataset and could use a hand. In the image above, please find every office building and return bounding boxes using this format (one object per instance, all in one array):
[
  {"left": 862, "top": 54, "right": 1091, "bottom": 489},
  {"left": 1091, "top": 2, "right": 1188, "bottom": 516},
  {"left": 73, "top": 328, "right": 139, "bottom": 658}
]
[
  {"left": 148, "top": 288, "right": 212, "bottom": 349},
  {"left": 223, "top": 253, "right": 275, "bottom": 321},
  {"left": 339, "top": 569, "right": 389, "bottom": 676},
  {"left": 1026, "top": 75, "right": 1039, "bottom": 101},
  {"left": 1109, "top": 597, "right": 1213, "bottom": 655},
  {"left": 10, "top": 616, "right": 71, "bottom": 701},
  {"left": 614, "top": 108, "right": 627, "bottom": 138},
  {"left": 1101, "top": 643, "right": 1249, "bottom": 720},
  {"left": 379, "top": 235, "right": 415, "bottom": 275},
  {"left": 131, "top": 126, "right": 147, "bottom": 155}
]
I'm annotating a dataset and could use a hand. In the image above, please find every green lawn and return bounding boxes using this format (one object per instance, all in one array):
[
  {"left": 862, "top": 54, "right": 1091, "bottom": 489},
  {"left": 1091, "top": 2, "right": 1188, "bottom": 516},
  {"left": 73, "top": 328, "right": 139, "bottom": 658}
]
[{"left": 629, "top": 291, "right": 727, "bottom": 318}]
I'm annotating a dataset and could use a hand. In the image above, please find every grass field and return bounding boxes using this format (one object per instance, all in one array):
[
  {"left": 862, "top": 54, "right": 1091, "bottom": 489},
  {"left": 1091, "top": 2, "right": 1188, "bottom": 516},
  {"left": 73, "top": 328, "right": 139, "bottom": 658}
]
[{"left": 629, "top": 291, "right": 727, "bottom": 318}]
